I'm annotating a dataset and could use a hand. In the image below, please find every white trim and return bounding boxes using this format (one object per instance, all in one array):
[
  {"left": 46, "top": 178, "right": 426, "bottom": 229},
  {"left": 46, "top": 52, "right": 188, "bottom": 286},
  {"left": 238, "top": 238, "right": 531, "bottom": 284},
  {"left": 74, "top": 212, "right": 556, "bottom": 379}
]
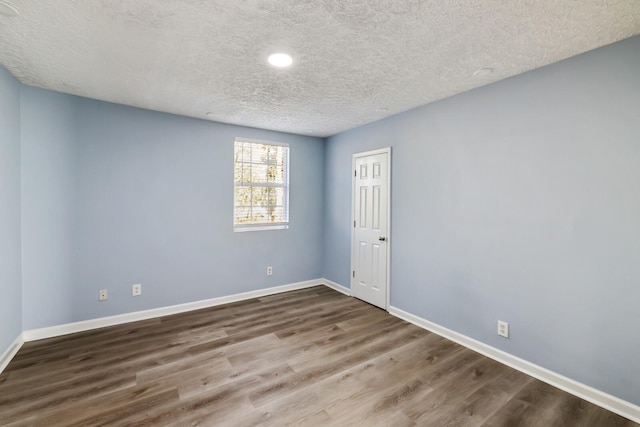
[
  {"left": 389, "top": 306, "right": 640, "bottom": 424},
  {"left": 351, "top": 147, "right": 391, "bottom": 158},
  {"left": 234, "top": 224, "right": 289, "bottom": 232},
  {"left": 23, "top": 279, "right": 323, "bottom": 342},
  {"left": 351, "top": 147, "right": 392, "bottom": 311},
  {"left": 0, "top": 333, "right": 24, "bottom": 374},
  {"left": 321, "top": 278, "right": 351, "bottom": 296},
  {"left": 235, "top": 137, "right": 289, "bottom": 148}
]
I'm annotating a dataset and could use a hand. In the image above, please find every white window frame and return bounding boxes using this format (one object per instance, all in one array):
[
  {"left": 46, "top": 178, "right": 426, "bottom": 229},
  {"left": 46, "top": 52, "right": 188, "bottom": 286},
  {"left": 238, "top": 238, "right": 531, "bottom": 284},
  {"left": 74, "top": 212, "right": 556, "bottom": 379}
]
[{"left": 233, "top": 138, "right": 290, "bottom": 232}]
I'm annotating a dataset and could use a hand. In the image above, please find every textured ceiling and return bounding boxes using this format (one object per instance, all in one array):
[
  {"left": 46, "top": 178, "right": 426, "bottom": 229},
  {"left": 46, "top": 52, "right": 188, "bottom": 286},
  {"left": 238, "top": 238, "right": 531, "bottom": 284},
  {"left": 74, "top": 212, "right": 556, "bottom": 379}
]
[{"left": 1, "top": 1, "right": 639, "bottom": 137}]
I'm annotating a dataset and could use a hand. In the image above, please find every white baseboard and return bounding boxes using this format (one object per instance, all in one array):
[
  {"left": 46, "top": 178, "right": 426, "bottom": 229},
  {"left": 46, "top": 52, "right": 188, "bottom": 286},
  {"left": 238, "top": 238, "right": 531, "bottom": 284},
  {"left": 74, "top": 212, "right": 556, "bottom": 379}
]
[
  {"left": 23, "top": 279, "right": 325, "bottom": 342},
  {"left": 321, "top": 278, "right": 351, "bottom": 296},
  {"left": 0, "top": 333, "right": 24, "bottom": 374},
  {"left": 389, "top": 306, "right": 640, "bottom": 424}
]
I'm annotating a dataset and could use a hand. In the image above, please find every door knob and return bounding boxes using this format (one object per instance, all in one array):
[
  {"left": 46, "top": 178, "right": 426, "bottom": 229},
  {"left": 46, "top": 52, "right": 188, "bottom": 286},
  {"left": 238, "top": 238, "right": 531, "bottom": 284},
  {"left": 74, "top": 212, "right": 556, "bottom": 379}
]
[{"left": 378, "top": 236, "right": 386, "bottom": 241}]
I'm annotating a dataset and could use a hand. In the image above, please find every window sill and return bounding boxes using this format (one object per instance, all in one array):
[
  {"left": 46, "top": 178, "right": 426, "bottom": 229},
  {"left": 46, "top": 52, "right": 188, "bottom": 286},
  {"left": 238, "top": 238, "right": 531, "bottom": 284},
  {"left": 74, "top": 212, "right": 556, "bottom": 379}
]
[{"left": 234, "top": 224, "right": 289, "bottom": 232}]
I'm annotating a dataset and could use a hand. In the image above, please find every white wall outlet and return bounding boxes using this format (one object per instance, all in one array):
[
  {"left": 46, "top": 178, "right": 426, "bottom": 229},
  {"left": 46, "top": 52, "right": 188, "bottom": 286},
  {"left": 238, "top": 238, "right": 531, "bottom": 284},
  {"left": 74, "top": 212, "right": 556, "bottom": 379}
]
[
  {"left": 498, "top": 320, "right": 509, "bottom": 338},
  {"left": 267, "top": 266, "right": 273, "bottom": 276},
  {"left": 99, "top": 289, "right": 108, "bottom": 301},
  {"left": 132, "top": 284, "right": 142, "bottom": 296}
]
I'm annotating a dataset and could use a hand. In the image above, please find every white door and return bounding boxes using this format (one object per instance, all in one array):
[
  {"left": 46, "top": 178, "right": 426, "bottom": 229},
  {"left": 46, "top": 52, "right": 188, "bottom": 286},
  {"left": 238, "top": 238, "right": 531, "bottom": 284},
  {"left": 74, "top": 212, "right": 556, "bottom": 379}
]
[{"left": 351, "top": 148, "right": 390, "bottom": 310}]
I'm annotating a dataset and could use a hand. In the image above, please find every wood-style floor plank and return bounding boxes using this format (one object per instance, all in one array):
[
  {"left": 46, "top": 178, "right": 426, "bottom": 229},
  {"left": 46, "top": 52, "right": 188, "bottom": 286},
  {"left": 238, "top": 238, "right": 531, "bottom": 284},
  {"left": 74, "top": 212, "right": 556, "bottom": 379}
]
[{"left": 0, "top": 286, "right": 636, "bottom": 426}]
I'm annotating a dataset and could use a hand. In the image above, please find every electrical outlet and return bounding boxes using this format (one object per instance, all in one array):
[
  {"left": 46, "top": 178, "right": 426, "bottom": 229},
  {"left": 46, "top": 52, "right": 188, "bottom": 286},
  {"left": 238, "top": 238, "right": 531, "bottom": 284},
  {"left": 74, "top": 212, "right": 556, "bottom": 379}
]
[
  {"left": 132, "top": 284, "right": 142, "bottom": 296},
  {"left": 267, "top": 266, "right": 273, "bottom": 276},
  {"left": 99, "top": 289, "right": 108, "bottom": 301},
  {"left": 498, "top": 320, "right": 509, "bottom": 338}
]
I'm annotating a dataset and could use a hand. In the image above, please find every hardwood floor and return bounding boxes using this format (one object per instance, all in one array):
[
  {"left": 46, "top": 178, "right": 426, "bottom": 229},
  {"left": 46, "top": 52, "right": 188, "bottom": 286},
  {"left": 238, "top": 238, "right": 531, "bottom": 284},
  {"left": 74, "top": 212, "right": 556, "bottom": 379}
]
[{"left": 0, "top": 286, "right": 636, "bottom": 426}]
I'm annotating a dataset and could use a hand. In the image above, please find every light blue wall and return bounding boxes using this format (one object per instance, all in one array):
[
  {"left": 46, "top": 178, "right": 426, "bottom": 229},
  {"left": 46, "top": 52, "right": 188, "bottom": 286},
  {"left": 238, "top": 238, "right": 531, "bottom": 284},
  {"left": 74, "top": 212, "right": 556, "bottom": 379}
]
[
  {"left": 323, "top": 36, "right": 640, "bottom": 405},
  {"left": 20, "top": 87, "right": 77, "bottom": 329},
  {"left": 0, "top": 67, "right": 22, "bottom": 353},
  {"left": 70, "top": 99, "right": 324, "bottom": 321},
  {"left": 7, "top": 79, "right": 324, "bottom": 349},
  {"left": 16, "top": 90, "right": 323, "bottom": 325}
]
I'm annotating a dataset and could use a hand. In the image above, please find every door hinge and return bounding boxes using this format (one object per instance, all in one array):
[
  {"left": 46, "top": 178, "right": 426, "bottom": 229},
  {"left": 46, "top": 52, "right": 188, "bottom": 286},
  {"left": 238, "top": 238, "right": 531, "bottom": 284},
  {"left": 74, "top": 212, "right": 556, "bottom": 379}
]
[
  {"left": 354, "top": 170, "right": 357, "bottom": 177},
  {"left": 352, "top": 270, "right": 355, "bottom": 278},
  {"left": 354, "top": 220, "right": 356, "bottom": 228}
]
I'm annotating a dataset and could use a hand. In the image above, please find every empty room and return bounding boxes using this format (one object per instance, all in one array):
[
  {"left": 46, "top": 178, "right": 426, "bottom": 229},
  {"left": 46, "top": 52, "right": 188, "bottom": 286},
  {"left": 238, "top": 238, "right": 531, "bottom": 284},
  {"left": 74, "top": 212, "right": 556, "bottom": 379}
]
[{"left": 1, "top": 1, "right": 639, "bottom": 425}]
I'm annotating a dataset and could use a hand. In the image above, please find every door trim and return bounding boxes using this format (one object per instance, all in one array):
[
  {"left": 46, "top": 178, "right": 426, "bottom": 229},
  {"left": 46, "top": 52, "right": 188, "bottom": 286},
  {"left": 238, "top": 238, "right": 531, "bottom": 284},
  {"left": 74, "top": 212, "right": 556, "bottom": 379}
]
[{"left": 350, "top": 147, "right": 391, "bottom": 311}]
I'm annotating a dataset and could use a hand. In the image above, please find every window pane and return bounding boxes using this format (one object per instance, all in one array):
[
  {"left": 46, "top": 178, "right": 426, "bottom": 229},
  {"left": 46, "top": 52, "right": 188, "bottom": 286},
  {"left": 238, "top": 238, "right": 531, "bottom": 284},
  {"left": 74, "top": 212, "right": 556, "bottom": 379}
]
[
  {"left": 234, "top": 187, "right": 251, "bottom": 206},
  {"left": 251, "top": 186, "right": 266, "bottom": 206},
  {"left": 234, "top": 206, "right": 251, "bottom": 224},
  {"left": 251, "top": 163, "right": 269, "bottom": 183},
  {"left": 274, "top": 187, "right": 285, "bottom": 208}
]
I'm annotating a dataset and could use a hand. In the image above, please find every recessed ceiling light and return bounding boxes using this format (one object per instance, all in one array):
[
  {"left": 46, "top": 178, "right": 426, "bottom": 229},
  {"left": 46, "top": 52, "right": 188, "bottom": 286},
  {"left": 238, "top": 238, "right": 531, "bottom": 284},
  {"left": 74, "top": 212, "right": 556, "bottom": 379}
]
[
  {"left": 268, "top": 53, "right": 293, "bottom": 68},
  {"left": 0, "top": 2, "right": 19, "bottom": 17},
  {"left": 473, "top": 68, "right": 494, "bottom": 77}
]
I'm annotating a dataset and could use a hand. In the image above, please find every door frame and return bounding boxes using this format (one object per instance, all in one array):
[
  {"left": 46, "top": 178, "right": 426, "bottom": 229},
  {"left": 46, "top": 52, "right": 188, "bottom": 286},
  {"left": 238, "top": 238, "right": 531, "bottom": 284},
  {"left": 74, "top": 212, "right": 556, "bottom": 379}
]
[{"left": 350, "top": 147, "right": 392, "bottom": 311}]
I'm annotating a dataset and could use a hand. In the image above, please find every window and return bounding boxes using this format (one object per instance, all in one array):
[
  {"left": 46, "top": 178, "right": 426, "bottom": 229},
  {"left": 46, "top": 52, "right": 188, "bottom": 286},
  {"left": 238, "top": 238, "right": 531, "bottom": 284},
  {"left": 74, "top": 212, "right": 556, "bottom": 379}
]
[{"left": 234, "top": 138, "right": 289, "bottom": 231}]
